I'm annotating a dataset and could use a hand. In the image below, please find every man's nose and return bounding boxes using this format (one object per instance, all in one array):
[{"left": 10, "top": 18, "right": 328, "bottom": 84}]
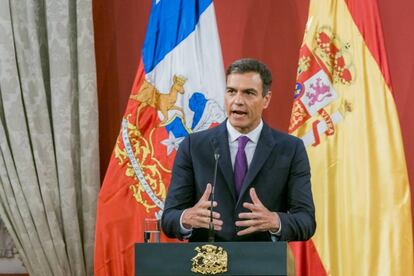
[{"left": 234, "top": 91, "right": 244, "bottom": 104}]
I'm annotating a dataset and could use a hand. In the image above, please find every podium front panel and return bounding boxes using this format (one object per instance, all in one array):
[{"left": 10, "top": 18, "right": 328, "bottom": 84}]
[{"left": 135, "top": 242, "right": 287, "bottom": 275}]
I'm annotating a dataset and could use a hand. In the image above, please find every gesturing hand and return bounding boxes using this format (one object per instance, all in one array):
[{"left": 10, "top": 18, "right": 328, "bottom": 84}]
[
  {"left": 182, "top": 183, "right": 223, "bottom": 231},
  {"left": 235, "top": 188, "right": 280, "bottom": 236}
]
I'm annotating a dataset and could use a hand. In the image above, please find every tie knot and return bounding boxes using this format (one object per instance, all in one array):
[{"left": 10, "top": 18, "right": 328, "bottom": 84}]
[{"left": 237, "top": 136, "right": 249, "bottom": 150}]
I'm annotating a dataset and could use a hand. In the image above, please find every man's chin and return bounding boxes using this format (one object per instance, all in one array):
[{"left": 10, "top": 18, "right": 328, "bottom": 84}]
[
  {"left": 229, "top": 119, "right": 243, "bottom": 127},
  {"left": 228, "top": 120, "right": 248, "bottom": 132}
]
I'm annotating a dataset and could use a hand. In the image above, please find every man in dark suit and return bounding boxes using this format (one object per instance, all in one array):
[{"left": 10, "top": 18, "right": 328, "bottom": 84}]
[{"left": 161, "top": 58, "right": 316, "bottom": 242}]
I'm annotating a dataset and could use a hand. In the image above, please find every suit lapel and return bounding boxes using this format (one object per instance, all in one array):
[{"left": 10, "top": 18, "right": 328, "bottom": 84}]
[
  {"left": 210, "top": 122, "right": 237, "bottom": 202},
  {"left": 236, "top": 124, "right": 276, "bottom": 206}
]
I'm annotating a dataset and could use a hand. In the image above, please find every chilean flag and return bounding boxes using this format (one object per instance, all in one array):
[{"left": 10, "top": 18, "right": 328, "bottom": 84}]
[{"left": 94, "top": 0, "right": 226, "bottom": 275}]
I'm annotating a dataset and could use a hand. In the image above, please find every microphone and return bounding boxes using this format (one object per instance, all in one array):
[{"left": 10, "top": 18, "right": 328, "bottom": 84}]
[{"left": 208, "top": 151, "right": 220, "bottom": 242}]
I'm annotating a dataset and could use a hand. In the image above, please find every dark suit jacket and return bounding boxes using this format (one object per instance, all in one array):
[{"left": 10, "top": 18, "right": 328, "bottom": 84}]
[{"left": 161, "top": 121, "right": 316, "bottom": 242}]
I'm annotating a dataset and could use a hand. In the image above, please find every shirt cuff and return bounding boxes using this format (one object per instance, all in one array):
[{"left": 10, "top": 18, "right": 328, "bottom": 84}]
[
  {"left": 269, "top": 213, "right": 282, "bottom": 236},
  {"left": 179, "top": 209, "right": 193, "bottom": 237}
]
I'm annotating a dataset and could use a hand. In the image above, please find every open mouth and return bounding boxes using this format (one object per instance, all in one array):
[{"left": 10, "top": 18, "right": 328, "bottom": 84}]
[{"left": 231, "top": 110, "right": 247, "bottom": 118}]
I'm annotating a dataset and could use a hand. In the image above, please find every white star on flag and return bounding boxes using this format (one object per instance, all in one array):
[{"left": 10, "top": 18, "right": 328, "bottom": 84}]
[{"left": 161, "top": 131, "right": 184, "bottom": 155}]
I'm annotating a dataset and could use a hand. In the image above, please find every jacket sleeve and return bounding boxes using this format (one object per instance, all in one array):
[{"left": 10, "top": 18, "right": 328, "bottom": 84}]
[
  {"left": 161, "top": 136, "right": 196, "bottom": 240},
  {"left": 277, "top": 138, "right": 316, "bottom": 241}
]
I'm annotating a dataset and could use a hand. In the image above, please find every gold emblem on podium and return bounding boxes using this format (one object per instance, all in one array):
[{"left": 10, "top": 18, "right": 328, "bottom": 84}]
[{"left": 191, "top": 244, "right": 228, "bottom": 274}]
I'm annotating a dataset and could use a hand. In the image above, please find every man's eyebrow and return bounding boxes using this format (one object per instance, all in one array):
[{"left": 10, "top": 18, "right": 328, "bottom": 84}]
[
  {"left": 225, "top": 86, "right": 257, "bottom": 92},
  {"left": 242, "top": 88, "right": 258, "bottom": 93}
]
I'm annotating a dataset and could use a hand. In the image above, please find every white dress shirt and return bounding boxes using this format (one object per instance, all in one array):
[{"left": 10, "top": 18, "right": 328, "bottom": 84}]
[{"left": 226, "top": 119, "right": 263, "bottom": 169}]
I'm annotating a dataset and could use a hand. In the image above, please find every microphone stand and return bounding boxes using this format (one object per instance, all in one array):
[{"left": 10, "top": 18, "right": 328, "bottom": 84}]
[{"left": 208, "top": 152, "right": 220, "bottom": 242}]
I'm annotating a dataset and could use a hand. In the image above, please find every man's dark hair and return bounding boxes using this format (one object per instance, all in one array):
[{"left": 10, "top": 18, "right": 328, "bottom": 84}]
[{"left": 226, "top": 58, "right": 272, "bottom": 96}]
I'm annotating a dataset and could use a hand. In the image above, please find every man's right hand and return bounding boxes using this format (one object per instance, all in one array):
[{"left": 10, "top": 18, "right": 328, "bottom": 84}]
[{"left": 181, "top": 183, "right": 223, "bottom": 231}]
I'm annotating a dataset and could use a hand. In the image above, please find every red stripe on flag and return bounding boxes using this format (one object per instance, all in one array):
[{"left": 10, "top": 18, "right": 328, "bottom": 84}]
[
  {"left": 344, "top": 0, "right": 392, "bottom": 90},
  {"left": 290, "top": 241, "right": 328, "bottom": 276}
]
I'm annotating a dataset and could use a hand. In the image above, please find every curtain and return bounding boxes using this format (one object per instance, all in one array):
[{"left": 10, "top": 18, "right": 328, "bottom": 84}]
[
  {"left": 0, "top": 0, "right": 99, "bottom": 275},
  {"left": 0, "top": 218, "right": 15, "bottom": 258}
]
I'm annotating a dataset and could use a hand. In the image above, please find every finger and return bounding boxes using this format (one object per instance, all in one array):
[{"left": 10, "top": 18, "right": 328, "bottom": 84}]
[
  {"left": 213, "top": 218, "right": 223, "bottom": 227},
  {"left": 194, "top": 208, "right": 210, "bottom": 218},
  {"left": 200, "top": 183, "right": 212, "bottom": 201},
  {"left": 197, "top": 209, "right": 221, "bottom": 219},
  {"left": 208, "top": 219, "right": 223, "bottom": 231},
  {"left": 237, "top": 226, "right": 257, "bottom": 236},
  {"left": 235, "top": 219, "right": 258, "bottom": 228},
  {"left": 196, "top": 217, "right": 223, "bottom": 229},
  {"left": 249, "top": 188, "right": 263, "bottom": 206},
  {"left": 201, "top": 221, "right": 223, "bottom": 231},
  {"left": 198, "top": 200, "right": 218, "bottom": 209},
  {"left": 242, "top": 202, "right": 259, "bottom": 212},
  {"left": 213, "top": 221, "right": 223, "bottom": 231},
  {"left": 212, "top": 211, "right": 221, "bottom": 219},
  {"left": 238, "top": 212, "right": 258, "bottom": 220}
]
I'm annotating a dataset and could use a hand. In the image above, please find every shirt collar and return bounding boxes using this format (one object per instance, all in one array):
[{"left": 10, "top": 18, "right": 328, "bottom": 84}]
[{"left": 226, "top": 119, "right": 263, "bottom": 144}]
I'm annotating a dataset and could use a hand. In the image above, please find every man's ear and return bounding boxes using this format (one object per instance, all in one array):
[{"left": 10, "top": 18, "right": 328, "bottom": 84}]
[{"left": 263, "top": 91, "right": 272, "bottom": 109}]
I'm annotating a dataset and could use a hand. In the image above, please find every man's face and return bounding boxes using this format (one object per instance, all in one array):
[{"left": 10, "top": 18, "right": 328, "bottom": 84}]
[{"left": 225, "top": 72, "right": 271, "bottom": 133}]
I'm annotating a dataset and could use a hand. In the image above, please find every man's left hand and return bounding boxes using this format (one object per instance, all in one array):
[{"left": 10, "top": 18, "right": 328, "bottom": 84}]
[{"left": 235, "top": 188, "right": 280, "bottom": 236}]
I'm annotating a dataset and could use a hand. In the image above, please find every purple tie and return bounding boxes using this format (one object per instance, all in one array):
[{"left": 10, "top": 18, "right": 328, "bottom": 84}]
[{"left": 234, "top": 136, "right": 249, "bottom": 197}]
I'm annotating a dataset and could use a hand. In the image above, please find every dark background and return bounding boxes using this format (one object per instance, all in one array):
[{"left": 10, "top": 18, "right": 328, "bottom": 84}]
[{"left": 93, "top": 0, "right": 414, "bottom": 230}]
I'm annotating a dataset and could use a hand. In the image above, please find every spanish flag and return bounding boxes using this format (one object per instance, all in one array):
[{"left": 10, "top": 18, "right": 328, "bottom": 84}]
[{"left": 288, "top": 0, "right": 414, "bottom": 275}]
